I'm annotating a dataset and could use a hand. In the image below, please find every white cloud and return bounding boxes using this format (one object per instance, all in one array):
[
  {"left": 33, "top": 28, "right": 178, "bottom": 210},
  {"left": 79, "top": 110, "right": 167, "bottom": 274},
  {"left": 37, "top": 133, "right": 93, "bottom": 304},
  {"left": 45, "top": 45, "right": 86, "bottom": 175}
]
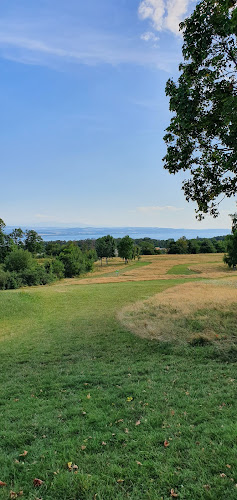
[
  {"left": 140, "top": 31, "right": 159, "bottom": 42},
  {"left": 137, "top": 205, "right": 184, "bottom": 213},
  {"left": 139, "top": 0, "right": 166, "bottom": 31},
  {"left": 138, "top": 0, "right": 193, "bottom": 36},
  {"left": 0, "top": 26, "right": 179, "bottom": 72}
]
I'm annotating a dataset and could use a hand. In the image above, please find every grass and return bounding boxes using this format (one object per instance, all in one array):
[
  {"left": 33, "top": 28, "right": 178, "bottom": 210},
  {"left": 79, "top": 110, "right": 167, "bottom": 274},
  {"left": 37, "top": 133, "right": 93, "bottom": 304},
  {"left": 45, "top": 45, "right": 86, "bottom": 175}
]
[
  {"left": 167, "top": 264, "right": 199, "bottom": 275},
  {"left": 94, "top": 261, "right": 151, "bottom": 278},
  {"left": 0, "top": 255, "right": 237, "bottom": 499}
]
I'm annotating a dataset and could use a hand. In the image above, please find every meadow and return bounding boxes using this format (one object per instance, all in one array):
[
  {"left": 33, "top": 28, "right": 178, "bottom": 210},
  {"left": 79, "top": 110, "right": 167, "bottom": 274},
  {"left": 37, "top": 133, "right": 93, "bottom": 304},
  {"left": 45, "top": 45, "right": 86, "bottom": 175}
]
[{"left": 0, "top": 254, "right": 236, "bottom": 499}]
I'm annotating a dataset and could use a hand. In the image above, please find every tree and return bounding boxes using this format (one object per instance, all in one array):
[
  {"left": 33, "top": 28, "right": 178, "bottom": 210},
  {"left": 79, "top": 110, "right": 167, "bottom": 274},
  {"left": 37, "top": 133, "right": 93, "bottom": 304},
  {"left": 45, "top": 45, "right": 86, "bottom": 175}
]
[
  {"left": 117, "top": 235, "right": 134, "bottom": 263},
  {"left": 188, "top": 239, "right": 201, "bottom": 254},
  {"left": 139, "top": 241, "right": 155, "bottom": 255},
  {"left": 0, "top": 219, "right": 15, "bottom": 262},
  {"left": 224, "top": 212, "right": 237, "bottom": 266},
  {"left": 163, "top": 0, "right": 237, "bottom": 219},
  {"left": 25, "top": 230, "right": 44, "bottom": 254},
  {"left": 168, "top": 237, "right": 188, "bottom": 254},
  {"left": 9, "top": 228, "right": 25, "bottom": 247},
  {"left": 58, "top": 244, "right": 86, "bottom": 277},
  {"left": 95, "top": 235, "right": 115, "bottom": 265},
  {"left": 199, "top": 239, "right": 216, "bottom": 253},
  {"left": 224, "top": 231, "right": 237, "bottom": 267}
]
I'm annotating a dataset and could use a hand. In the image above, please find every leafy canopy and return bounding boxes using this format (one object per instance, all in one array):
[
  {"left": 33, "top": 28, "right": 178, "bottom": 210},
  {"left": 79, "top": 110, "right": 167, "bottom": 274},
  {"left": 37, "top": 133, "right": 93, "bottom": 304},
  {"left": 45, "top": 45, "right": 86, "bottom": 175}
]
[
  {"left": 118, "top": 235, "right": 134, "bottom": 262},
  {"left": 164, "top": 0, "right": 237, "bottom": 219}
]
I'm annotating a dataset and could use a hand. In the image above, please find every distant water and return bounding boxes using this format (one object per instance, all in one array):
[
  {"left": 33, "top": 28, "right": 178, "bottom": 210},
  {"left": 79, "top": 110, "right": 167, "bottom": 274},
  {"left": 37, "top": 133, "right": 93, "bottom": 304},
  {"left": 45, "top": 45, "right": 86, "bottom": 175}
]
[{"left": 5, "top": 226, "right": 231, "bottom": 241}]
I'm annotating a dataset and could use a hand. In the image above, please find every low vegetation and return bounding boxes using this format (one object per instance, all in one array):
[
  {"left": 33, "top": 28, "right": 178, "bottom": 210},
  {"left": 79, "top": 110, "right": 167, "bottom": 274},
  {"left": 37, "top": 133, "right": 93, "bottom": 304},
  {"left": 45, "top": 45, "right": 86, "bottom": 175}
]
[{"left": 0, "top": 253, "right": 236, "bottom": 499}]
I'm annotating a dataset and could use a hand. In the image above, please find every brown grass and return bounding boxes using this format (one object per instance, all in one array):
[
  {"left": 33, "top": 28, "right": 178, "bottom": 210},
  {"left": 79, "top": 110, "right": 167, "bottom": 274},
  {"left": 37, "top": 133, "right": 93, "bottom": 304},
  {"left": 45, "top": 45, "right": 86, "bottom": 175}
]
[
  {"left": 63, "top": 253, "right": 234, "bottom": 286},
  {"left": 118, "top": 278, "right": 237, "bottom": 344}
]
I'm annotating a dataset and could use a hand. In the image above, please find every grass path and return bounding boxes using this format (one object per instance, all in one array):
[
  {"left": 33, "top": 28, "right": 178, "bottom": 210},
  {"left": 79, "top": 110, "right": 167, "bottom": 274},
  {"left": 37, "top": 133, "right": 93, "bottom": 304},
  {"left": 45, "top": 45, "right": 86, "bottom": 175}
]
[{"left": 0, "top": 278, "right": 236, "bottom": 499}]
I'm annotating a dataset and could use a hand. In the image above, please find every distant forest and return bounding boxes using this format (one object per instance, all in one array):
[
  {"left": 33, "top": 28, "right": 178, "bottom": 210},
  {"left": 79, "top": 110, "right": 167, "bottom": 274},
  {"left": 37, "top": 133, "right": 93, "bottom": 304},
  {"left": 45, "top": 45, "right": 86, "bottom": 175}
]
[{"left": 45, "top": 235, "right": 227, "bottom": 256}]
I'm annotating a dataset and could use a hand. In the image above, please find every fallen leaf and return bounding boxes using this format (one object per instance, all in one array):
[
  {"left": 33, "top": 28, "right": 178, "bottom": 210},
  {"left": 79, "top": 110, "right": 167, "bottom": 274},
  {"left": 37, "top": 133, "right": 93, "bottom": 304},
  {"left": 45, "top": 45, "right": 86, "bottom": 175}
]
[
  {"left": 67, "top": 462, "right": 78, "bottom": 471},
  {"left": 171, "top": 410, "right": 175, "bottom": 416},
  {"left": 226, "top": 464, "right": 231, "bottom": 469},
  {"left": 136, "top": 461, "right": 142, "bottom": 466},
  {"left": 185, "top": 392, "right": 189, "bottom": 396},
  {"left": 33, "top": 478, "right": 44, "bottom": 487},
  {"left": 81, "top": 445, "right": 86, "bottom": 450},
  {"left": 86, "top": 394, "right": 91, "bottom": 399},
  {"left": 164, "top": 440, "right": 170, "bottom": 447},
  {"left": 116, "top": 419, "right": 123, "bottom": 423},
  {"left": 135, "top": 420, "right": 141, "bottom": 426},
  {"left": 19, "top": 450, "right": 28, "bottom": 457},
  {"left": 170, "top": 489, "right": 178, "bottom": 497},
  {"left": 0, "top": 481, "right": 7, "bottom": 487},
  {"left": 117, "top": 479, "right": 124, "bottom": 483},
  {"left": 125, "top": 428, "right": 129, "bottom": 434},
  {"left": 9, "top": 492, "right": 23, "bottom": 499}
]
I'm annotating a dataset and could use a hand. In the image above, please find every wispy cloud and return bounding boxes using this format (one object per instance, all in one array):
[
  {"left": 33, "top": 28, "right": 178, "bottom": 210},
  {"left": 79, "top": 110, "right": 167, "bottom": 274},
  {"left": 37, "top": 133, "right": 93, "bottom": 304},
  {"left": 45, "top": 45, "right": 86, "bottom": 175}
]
[
  {"left": 0, "top": 21, "right": 179, "bottom": 72},
  {"left": 140, "top": 31, "right": 159, "bottom": 42},
  {"left": 137, "top": 205, "right": 184, "bottom": 213},
  {"left": 138, "top": 0, "right": 193, "bottom": 36}
]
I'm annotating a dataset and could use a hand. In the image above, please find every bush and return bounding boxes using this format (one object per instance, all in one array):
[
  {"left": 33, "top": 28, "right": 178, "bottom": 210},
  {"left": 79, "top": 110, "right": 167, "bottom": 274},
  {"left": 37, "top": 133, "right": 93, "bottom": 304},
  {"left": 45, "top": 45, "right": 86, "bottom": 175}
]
[
  {"left": 0, "top": 269, "right": 10, "bottom": 290},
  {"left": 6, "top": 271, "right": 23, "bottom": 289},
  {"left": 59, "top": 244, "right": 86, "bottom": 277},
  {"left": 4, "top": 249, "right": 34, "bottom": 272},
  {"left": 20, "top": 265, "right": 54, "bottom": 286},
  {"left": 51, "top": 259, "right": 65, "bottom": 279}
]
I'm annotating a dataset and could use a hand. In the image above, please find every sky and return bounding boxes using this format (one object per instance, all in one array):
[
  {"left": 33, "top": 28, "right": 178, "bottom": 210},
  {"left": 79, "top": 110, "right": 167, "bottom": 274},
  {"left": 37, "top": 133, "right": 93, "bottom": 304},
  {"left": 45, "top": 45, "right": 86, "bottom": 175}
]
[{"left": 0, "top": 0, "right": 235, "bottom": 230}]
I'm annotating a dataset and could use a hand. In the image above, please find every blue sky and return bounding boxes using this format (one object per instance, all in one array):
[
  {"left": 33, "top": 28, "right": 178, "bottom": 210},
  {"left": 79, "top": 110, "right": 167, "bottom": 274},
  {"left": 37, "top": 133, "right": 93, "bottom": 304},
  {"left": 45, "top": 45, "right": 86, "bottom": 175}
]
[{"left": 0, "top": 0, "right": 234, "bottom": 229}]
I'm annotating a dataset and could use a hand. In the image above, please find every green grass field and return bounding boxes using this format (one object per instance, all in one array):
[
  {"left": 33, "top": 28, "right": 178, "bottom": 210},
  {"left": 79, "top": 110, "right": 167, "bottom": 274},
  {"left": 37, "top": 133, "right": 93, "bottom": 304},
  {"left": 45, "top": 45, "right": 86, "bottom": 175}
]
[
  {"left": 0, "top": 267, "right": 236, "bottom": 499},
  {"left": 167, "top": 264, "right": 199, "bottom": 275}
]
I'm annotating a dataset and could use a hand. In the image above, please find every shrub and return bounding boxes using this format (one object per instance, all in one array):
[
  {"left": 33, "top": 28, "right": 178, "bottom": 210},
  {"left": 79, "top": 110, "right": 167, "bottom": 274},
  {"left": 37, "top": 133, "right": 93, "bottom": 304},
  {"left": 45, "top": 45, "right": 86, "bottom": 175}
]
[
  {"left": 0, "top": 269, "right": 10, "bottom": 290},
  {"left": 59, "top": 244, "right": 86, "bottom": 277},
  {"left": 6, "top": 271, "right": 23, "bottom": 289},
  {"left": 51, "top": 259, "right": 65, "bottom": 279},
  {"left": 4, "top": 249, "right": 34, "bottom": 272},
  {"left": 20, "top": 265, "right": 54, "bottom": 286}
]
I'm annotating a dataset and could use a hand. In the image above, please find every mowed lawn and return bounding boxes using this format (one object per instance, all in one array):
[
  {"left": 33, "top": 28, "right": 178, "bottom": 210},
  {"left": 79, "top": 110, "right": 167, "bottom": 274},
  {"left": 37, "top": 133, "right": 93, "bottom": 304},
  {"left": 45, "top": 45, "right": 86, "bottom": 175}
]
[{"left": 0, "top": 265, "right": 236, "bottom": 499}]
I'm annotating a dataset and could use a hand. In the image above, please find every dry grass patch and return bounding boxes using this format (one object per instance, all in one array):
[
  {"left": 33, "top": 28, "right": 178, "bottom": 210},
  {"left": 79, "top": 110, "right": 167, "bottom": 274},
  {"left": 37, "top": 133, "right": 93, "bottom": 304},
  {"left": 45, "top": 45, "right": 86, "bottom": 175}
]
[
  {"left": 64, "top": 253, "right": 233, "bottom": 286},
  {"left": 118, "top": 278, "right": 237, "bottom": 347}
]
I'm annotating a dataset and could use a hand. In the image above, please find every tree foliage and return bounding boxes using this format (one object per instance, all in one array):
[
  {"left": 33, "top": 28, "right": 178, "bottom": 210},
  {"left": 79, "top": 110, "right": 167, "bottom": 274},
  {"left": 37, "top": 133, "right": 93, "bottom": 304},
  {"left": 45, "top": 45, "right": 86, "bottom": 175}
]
[
  {"left": 163, "top": 0, "right": 237, "bottom": 219},
  {"left": 25, "top": 230, "right": 44, "bottom": 254},
  {"left": 117, "top": 235, "right": 134, "bottom": 263},
  {"left": 95, "top": 235, "right": 115, "bottom": 264},
  {"left": 223, "top": 211, "right": 237, "bottom": 266}
]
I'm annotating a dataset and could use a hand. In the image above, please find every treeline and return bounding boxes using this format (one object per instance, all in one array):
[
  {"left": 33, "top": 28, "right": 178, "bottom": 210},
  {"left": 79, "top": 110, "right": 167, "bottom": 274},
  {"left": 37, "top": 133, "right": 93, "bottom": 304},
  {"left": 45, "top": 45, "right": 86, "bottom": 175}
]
[
  {"left": 44, "top": 235, "right": 227, "bottom": 256},
  {"left": 0, "top": 219, "right": 97, "bottom": 290}
]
